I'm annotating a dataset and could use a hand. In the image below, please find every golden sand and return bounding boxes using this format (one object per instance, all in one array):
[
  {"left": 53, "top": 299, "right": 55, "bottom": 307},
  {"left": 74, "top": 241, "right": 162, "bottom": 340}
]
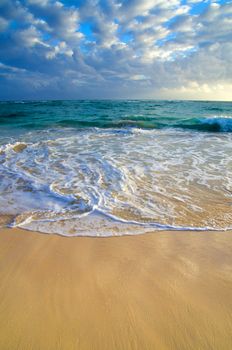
[{"left": 0, "top": 228, "right": 232, "bottom": 349}]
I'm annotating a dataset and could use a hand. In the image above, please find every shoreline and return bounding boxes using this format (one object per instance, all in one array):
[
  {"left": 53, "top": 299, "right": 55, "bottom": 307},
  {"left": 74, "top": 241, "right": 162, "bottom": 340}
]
[{"left": 0, "top": 227, "right": 232, "bottom": 349}]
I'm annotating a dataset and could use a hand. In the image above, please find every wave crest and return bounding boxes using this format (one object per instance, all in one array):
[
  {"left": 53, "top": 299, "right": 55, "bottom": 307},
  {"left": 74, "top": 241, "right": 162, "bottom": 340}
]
[{"left": 199, "top": 116, "right": 232, "bottom": 132}]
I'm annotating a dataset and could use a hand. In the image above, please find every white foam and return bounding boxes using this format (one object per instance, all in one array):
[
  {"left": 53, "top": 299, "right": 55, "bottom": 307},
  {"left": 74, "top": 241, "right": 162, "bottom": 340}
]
[
  {"left": 1, "top": 127, "right": 232, "bottom": 235},
  {"left": 12, "top": 209, "right": 228, "bottom": 237}
]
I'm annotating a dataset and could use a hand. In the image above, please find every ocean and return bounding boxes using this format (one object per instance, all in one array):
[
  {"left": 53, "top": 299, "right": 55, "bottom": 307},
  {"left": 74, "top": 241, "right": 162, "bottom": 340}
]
[{"left": 0, "top": 99, "right": 232, "bottom": 236}]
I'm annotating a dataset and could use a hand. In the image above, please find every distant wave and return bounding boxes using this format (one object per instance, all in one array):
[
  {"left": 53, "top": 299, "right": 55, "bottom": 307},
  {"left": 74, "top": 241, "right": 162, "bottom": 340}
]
[
  {"left": 0, "top": 99, "right": 232, "bottom": 133},
  {"left": 54, "top": 115, "right": 232, "bottom": 132},
  {"left": 1, "top": 113, "right": 232, "bottom": 132}
]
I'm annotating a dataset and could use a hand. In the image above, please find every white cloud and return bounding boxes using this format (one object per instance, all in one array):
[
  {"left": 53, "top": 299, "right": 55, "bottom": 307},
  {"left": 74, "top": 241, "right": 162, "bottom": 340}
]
[
  {"left": 0, "top": 0, "right": 231, "bottom": 100},
  {"left": 14, "top": 26, "right": 47, "bottom": 48},
  {"left": 160, "top": 81, "right": 232, "bottom": 101}
]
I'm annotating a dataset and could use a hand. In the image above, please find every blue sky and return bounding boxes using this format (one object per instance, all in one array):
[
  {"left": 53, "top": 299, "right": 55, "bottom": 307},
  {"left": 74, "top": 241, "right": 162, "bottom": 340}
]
[{"left": 0, "top": 0, "right": 231, "bottom": 100}]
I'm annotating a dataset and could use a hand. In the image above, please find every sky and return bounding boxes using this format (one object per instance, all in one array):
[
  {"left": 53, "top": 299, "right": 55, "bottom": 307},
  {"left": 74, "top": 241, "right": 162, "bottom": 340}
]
[{"left": 0, "top": 0, "right": 231, "bottom": 100}]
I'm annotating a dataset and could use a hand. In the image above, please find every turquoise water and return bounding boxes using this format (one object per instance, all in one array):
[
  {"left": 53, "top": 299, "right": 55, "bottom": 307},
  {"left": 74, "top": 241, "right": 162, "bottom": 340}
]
[
  {"left": 0, "top": 100, "right": 232, "bottom": 236},
  {"left": 1, "top": 100, "right": 232, "bottom": 134}
]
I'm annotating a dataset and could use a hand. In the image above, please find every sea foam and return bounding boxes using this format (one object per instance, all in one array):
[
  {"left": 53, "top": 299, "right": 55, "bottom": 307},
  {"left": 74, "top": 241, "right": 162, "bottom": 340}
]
[{"left": 1, "top": 126, "right": 232, "bottom": 236}]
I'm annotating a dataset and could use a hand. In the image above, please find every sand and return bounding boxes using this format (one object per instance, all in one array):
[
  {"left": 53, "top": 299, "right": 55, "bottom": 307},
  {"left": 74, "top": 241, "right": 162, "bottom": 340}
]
[{"left": 0, "top": 228, "right": 232, "bottom": 349}]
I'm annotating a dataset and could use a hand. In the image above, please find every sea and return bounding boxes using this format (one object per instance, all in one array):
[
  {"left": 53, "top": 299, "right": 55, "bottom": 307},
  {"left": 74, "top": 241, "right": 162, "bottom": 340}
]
[{"left": 0, "top": 100, "right": 232, "bottom": 236}]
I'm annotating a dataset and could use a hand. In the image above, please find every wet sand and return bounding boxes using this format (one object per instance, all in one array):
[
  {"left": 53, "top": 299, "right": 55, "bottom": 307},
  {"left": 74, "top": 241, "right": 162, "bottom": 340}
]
[{"left": 0, "top": 228, "right": 232, "bottom": 349}]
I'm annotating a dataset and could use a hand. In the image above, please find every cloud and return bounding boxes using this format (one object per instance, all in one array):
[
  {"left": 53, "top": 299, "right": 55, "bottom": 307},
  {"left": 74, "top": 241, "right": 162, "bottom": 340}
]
[
  {"left": 0, "top": 0, "right": 231, "bottom": 100},
  {"left": 0, "top": 17, "right": 9, "bottom": 32}
]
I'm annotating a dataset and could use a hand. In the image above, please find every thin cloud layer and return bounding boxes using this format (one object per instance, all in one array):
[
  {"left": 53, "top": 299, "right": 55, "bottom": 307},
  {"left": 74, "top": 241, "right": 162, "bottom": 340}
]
[{"left": 0, "top": 0, "right": 231, "bottom": 100}]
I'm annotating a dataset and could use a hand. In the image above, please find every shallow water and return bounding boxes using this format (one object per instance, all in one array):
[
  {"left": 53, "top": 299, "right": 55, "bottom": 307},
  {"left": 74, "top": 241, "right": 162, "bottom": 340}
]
[{"left": 0, "top": 100, "right": 232, "bottom": 236}]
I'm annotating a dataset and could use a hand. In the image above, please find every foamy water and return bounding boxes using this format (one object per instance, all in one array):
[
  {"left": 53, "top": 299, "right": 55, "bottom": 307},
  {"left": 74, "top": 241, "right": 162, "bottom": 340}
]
[{"left": 1, "top": 105, "right": 232, "bottom": 236}]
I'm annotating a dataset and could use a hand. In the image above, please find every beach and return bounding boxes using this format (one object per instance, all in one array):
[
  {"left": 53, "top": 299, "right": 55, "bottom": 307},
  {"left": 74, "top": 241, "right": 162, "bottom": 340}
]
[
  {"left": 1, "top": 0, "right": 232, "bottom": 347},
  {"left": 1, "top": 227, "right": 232, "bottom": 349},
  {"left": 1, "top": 100, "right": 232, "bottom": 348}
]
